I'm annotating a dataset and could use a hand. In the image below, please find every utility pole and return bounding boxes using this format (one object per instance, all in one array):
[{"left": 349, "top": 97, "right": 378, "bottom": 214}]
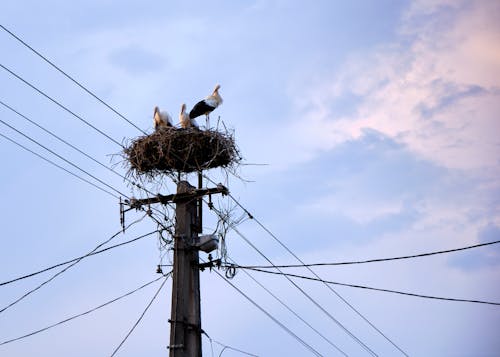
[
  {"left": 169, "top": 180, "right": 202, "bottom": 356},
  {"left": 125, "top": 181, "right": 227, "bottom": 356}
]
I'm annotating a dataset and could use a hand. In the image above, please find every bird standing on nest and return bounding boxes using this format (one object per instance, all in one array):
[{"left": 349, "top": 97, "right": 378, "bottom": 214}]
[
  {"left": 179, "top": 103, "right": 198, "bottom": 129},
  {"left": 153, "top": 106, "right": 173, "bottom": 131},
  {"left": 189, "top": 84, "right": 223, "bottom": 129}
]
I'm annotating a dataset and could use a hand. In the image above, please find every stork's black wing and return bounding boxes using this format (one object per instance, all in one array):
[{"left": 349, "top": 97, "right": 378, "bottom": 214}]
[{"left": 189, "top": 100, "right": 215, "bottom": 119}]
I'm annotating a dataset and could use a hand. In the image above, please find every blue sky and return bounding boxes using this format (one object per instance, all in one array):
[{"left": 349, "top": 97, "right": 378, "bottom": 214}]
[{"left": 0, "top": 0, "right": 499, "bottom": 356}]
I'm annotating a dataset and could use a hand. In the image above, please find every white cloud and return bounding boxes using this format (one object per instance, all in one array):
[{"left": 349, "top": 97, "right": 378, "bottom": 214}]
[{"left": 286, "top": 0, "right": 500, "bottom": 172}]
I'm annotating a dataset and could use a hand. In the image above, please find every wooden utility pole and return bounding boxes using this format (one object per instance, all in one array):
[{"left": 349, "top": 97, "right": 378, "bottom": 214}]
[
  {"left": 124, "top": 181, "right": 227, "bottom": 356},
  {"left": 169, "top": 181, "right": 202, "bottom": 356}
]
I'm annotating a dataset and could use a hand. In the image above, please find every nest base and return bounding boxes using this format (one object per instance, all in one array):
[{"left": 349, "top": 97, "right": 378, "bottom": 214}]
[{"left": 124, "top": 127, "right": 240, "bottom": 177}]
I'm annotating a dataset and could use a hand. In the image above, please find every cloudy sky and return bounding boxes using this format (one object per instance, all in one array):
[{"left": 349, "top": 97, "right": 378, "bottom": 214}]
[{"left": 0, "top": 0, "right": 499, "bottom": 356}]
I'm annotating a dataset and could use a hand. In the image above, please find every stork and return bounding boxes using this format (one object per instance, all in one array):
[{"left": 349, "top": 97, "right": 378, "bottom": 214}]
[
  {"left": 189, "top": 84, "right": 223, "bottom": 129},
  {"left": 153, "top": 106, "right": 173, "bottom": 131},
  {"left": 179, "top": 103, "right": 198, "bottom": 129}
]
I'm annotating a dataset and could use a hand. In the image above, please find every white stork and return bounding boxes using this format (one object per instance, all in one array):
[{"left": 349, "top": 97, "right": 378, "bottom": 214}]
[
  {"left": 189, "top": 84, "right": 223, "bottom": 128},
  {"left": 153, "top": 106, "right": 173, "bottom": 131},
  {"left": 179, "top": 103, "right": 198, "bottom": 129}
]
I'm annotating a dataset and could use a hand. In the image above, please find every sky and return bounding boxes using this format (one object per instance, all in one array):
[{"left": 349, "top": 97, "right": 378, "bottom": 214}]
[{"left": 0, "top": 0, "right": 499, "bottom": 356}]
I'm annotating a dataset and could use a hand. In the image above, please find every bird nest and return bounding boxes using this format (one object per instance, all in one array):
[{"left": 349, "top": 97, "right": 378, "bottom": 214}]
[{"left": 123, "top": 127, "right": 241, "bottom": 178}]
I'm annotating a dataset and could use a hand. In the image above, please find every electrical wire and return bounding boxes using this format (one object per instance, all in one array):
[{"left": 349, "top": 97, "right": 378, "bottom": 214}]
[
  {"left": 216, "top": 341, "right": 259, "bottom": 357},
  {"left": 0, "top": 63, "right": 123, "bottom": 147},
  {"left": 233, "top": 240, "right": 500, "bottom": 268},
  {"left": 109, "top": 272, "right": 171, "bottom": 357},
  {"left": 203, "top": 259, "right": 324, "bottom": 357},
  {"left": 0, "top": 99, "right": 153, "bottom": 195},
  {"left": 0, "top": 115, "right": 126, "bottom": 197},
  {"left": 0, "top": 131, "right": 118, "bottom": 198},
  {"left": 201, "top": 327, "right": 259, "bottom": 357},
  {"left": 0, "top": 230, "right": 157, "bottom": 288},
  {"left": 0, "top": 276, "right": 164, "bottom": 346},
  {"left": 0, "top": 214, "right": 148, "bottom": 314},
  {"left": 0, "top": 26, "right": 179, "bottom": 200},
  {"left": 0, "top": 101, "right": 167, "bottom": 229},
  {"left": 209, "top": 204, "right": 373, "bottom": 356},
  {"left": 244, "top": 268, "right": 500, "bottom": 306},
  {"left": 0, "top": 24, "right": 148, "bottom": 135},
  {"left": 225, "top": 256, "right": 347, "bottom": 356},
  {"left": 209, "top": 185, "right": 406, "bottom": 356},
  {"left": 215, "top": 341, "right": 259, "bottom": 357}
]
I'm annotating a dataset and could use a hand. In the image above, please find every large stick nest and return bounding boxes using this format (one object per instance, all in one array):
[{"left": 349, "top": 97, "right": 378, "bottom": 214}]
[{"left": 124, "top": 127, "right": 241, "bottom": 177}]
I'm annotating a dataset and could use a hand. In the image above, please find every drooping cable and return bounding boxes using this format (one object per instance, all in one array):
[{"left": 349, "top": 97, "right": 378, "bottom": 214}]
[
  {"left": 203, "top": 259, "right": 324, "bottom": 357},
  {"left": 109, "top": 272, "right": 171, "bottom": 357},
  {"left": 0, "top": 276, "right": 163, "bottom": 346},
  {"left": 244, "top": 268, "right": 500, "bottom": 306},
  {"left": 209, "top": 185, "right": 406, "bottom": 356},
  {"left": 233, "top": 240, "right": 500, "bottom": 268},
  {"left": 0, "top": 215, "right": 147, "bottom": 314},
  {"left": 209, "top": 204, "right": 373, "bottom": 356},
  {"left": 0, "top": 230, "right": 157, "bottom": 288},
  {"left": 215, "top": 340, "right": 259, "bottom": 357},
  {"left": 225, "top": 255, "right": 347, "bottom": 356},
  {"left": 201, "top": 324, "right": 259, "bottom": 357}
]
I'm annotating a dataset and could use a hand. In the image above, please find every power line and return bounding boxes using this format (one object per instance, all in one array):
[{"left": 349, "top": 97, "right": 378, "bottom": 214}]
[
  {"left": 203, "top": 329, "right": 260, "bottom": 356},
  {"left": 234, "top": 240, "right": 500, "bottom": 269},
  {"left": 0, "top": 24, "right": 148, "bottom": 135},
  {"left": 0, "top": 114, "right": 127, "bottom": 197},
  {"left": 0, "top": 104, "right": 169, "bottom": 231},
  {"left": 0, "top": 131, "right": 118, "bottom": 199},
  {"left": 0, "top": 115, "right": 173, "bottom": 232},
  {"left": 202, "top": 333, "right": 259, "bottom": 357},
  {"left": 0, "top": 276, "right": 164, "bottom": 346},
  {"left": 0, "top": 62, "right": 123, "bottom": 147},
  {"left": 110, "top": 273, "right": 171, "bottom": 357},
  {"left": 0, "top": 215, "right": 147, "bottom": 314},
  {"left": 214, "top": 340, "right": 259, "bottom": 357},
  {"left": 225, "top": 255, "right": 347, "bottom": 356},
  {"left": 217, "top": 189, "right": 407, "bottom": 356},
  {"left": 204, "top": 260, "right": 324, "bottom": 357},
  {"left": 224, "top": 222, "right": 373, "bottom": 356},
  {"left": 244, "top": 268, "right": 500, "bottom": 306},
  {"left": 0, "top": 230, "right": 157, "bottom": 288},
  {"left": 208, "top": 202, "right": 373, "bottom": 356},
  {"left": 0, "top": 99, "right": 153, "bottom": 194}
]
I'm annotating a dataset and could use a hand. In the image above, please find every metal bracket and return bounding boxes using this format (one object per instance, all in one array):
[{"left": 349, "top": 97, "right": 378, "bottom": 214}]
[
  {"left": 167, "top": 344, "right": 184, "bottom": 350},
  {"left": 168, "top": 319, "right": 204, "bottom": 334}
]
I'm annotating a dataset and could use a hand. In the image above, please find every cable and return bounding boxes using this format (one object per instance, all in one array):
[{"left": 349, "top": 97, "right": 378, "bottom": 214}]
[
  {"left": 209, "top": 204, "right": 373, "bottom": 356},
  {"left": 0, "top": 131, "right": 118, "bottom": 199},
  {"left": 0, "top": 99, "right": 153, "bottom": 195},
  {"left": 0, "top": 63, "right": 123, "bottom": 147},
  {"left": 0, "top": 104, "right": 174, "bottom": 225},
  {"left": 245, "top": 268, "right": 500, "bottom": 306},
  {"left": 225, "top": 256, "right": 347, "bottom": 356},
  {"left": 0, "top": 230, "right": 157, "bottom": 287},
  {"left": 0, "top": 24, "right": 148, "bottom": 135},
  {"left": 214, "top": 341, "right": 259, "bottom": 357},
  {"left": 0, "top": 276, "right": 163, "bottom": 346},
  {"left": 234, "top": 240, "right": 500, "bottom": 268},
  {"left": 201, "top": 328, "right": 259, "bottom": 357},
  {"left": 213, "top": 188, "right": 406, "bottom": 356},
  {"left": 0, "top": 215, "right": 147, "bottom": 314},
  {"left": 0, "top": 104, "right": 168, "bottom": 229},
  {"left": 0, "top": 115, "right": 126, "bottom": 197},
  {"left": 110, "top": 272, "right": 171, "bottom": 357},
  {"left": 204, "top": 260, "right": 323, "bottom": 357}
]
